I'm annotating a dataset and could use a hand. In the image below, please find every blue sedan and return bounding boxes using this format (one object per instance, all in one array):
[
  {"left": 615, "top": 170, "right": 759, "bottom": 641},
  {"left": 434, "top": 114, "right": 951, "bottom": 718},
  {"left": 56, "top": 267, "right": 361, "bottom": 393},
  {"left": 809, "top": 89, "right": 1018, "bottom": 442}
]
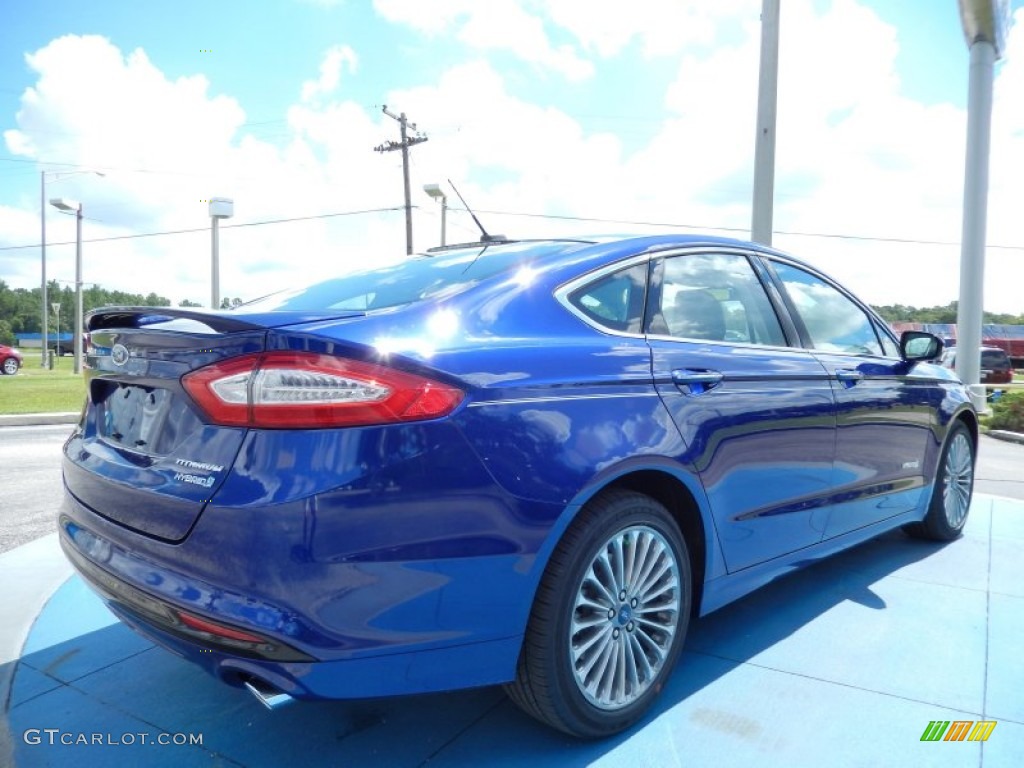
[{"left": 60, "top": 234, "right": 976, "bottom": 738}]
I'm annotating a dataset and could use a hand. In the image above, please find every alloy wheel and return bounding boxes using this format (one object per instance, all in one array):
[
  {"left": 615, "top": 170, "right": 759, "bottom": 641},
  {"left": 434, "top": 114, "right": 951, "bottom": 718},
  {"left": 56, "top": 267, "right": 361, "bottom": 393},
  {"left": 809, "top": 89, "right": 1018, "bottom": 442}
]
[
  {"left": 942, "top": 431, "right": 973, "bottom": 529},
  {"left": 569, "top": 525, "right": 681, "bottom": 710}
]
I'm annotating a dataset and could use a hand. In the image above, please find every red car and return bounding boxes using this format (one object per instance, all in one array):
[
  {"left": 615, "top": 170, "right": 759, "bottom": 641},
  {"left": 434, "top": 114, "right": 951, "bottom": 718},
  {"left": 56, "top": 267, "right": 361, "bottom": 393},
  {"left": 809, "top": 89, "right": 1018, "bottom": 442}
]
[
  {"left": 1, "top": 344, "right": 23, "bottom": 375},
  {"left": 940, "top": 345, "right": 1013, "bottom": 384}
]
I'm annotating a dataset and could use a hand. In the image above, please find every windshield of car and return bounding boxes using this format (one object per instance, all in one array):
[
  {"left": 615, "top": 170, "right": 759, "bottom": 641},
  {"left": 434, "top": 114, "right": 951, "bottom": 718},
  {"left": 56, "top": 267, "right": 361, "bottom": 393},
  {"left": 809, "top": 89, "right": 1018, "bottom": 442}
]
[{"left": 240, "top": 241, "right": 587, "bottom": 312}]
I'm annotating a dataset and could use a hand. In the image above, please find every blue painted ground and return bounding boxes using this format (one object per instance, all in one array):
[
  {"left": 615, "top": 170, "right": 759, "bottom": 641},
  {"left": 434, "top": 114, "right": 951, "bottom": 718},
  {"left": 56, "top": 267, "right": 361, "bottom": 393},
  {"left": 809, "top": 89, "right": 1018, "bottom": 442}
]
[{"left": 4, "top": 495, "right": 1023, "bottom": 767}]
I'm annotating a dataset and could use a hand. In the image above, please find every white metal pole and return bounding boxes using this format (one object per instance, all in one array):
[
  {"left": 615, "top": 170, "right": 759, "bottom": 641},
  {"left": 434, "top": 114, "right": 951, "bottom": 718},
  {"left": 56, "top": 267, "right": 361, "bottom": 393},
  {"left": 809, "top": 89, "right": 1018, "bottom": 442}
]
[
  {"left": 751, "top": 0, "right": 781, "bottom": 246},
  {"left": 53, "top": 305, "right": 59, "bottom": 358},
  {"left": 955, "top": 39, "right": 995, "bottom": 412},
  {"left": 40, "top": 172, "right": 48, "bottom": 366},
  {"left": 74, "top": 206, "right": 84, "bottom": 375},
  {"left": 441, "top": 195, "right": 447, "bottom": 247},
  {"left": 211, "top": 217, "right": 220, "bottom": 309}
]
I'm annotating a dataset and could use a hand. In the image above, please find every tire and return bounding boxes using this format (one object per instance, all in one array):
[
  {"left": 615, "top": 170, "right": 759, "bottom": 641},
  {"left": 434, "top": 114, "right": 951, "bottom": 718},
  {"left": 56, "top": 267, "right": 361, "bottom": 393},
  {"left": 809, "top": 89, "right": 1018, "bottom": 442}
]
[
  {"left": 505, "top": 489, "right": 692, "bottom": 738},
  {"left": 1, "top": 357, "right": 18, "bottom": 375},
  {"left": 904, "top": 422, "right": 975, "bottom": 541}
]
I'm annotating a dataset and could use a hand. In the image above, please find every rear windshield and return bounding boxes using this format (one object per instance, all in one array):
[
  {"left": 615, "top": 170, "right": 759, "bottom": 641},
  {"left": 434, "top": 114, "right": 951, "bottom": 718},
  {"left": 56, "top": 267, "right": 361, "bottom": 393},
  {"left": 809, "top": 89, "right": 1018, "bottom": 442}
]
[
  {"left": 982, "top": 350, "right": 1010, "bottom": 369},
  {"left": 241, "top": 241, "right": 588, "bottom": 312}
]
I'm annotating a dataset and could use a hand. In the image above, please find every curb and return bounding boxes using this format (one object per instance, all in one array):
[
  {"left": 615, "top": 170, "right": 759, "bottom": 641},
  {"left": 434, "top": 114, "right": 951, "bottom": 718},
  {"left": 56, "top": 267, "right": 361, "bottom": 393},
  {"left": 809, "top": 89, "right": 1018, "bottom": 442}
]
[
  {"left": 988, "top": 429, "right": 1024, "bottom": 445},
  {"left": 0, "top": 412, "right": 79, "bottom": 427}
]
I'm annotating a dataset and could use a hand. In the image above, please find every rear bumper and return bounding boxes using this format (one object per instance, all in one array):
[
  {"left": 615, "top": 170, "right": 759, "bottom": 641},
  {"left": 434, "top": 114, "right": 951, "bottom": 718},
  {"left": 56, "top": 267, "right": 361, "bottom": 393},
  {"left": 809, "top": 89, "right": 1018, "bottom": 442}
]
[
  {"left": 106, "top": 596, "right": 522, "bottom": 700},
  {"left": 59, "top": 522, "right": 521, "bottom": 698},
  {"left": 58, "top": 462, "right": 559, "bottom": 698},
  {"left": 982, "top": 372, "right": 1012, "bottom": 384}
]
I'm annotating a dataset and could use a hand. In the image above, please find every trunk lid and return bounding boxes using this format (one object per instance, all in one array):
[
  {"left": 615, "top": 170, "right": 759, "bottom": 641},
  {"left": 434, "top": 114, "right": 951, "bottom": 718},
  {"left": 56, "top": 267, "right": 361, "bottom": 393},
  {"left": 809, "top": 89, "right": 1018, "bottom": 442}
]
[{"left": 66, "top": 307, "right": 360, "bottom": 541}]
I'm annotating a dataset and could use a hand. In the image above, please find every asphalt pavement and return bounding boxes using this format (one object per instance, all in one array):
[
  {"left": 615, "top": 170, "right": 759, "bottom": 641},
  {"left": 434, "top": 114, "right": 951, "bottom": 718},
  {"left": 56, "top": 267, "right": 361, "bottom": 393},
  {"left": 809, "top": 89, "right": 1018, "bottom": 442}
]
[{"left": 0, "top": 425, "right": 71, "bottom": 554}]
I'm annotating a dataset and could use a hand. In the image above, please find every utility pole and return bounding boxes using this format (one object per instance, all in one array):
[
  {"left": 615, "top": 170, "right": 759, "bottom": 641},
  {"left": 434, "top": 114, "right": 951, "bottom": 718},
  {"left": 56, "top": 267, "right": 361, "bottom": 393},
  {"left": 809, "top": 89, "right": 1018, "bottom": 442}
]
[
  {"left": 375, "top": 106, "right": 428, "bottom": 254},
  {"left": 751, "top": 0, "right": 780, "bottom": 246}
]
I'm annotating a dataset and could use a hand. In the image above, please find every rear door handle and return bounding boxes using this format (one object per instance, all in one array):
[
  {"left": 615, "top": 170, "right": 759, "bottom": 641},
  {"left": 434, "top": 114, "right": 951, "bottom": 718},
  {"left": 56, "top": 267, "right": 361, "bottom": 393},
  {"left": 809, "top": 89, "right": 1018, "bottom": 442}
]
[{"left": 671, "top": 369, "right": 723, "bottom": 394}]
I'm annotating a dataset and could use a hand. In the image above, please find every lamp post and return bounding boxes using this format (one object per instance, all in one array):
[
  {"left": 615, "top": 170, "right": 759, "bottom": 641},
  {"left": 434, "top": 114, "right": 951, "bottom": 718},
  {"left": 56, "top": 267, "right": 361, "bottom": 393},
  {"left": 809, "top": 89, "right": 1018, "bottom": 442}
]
[
  {"left": 50, "top": 198, "right": 84, "bottom": 374},
  {"left": 51, "top": 302, "right": 61, "bottom": 357},
  {"left": 40, "top": 169, "right": 103, "bottom": 366},
  {"left": 209, "top": 197, "right": 234, "bottom": 309},
  {"left": 956, "top": 0, "right": 1010, "bottom": 412},
  {"left": 423, "top": 183, "right": 447, "bottom": 247}
]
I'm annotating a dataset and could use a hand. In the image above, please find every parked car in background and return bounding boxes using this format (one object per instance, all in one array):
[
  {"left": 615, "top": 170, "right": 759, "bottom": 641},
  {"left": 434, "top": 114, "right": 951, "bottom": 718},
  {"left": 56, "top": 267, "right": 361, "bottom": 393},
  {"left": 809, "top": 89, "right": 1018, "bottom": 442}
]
[
  {"left": 941, "top": 345, "right": 1013, "bottom": 384},
  {"left": 1, "top": 344, "right": 23, "bottom": 375},
  {"left": 59, "top": 234, "right": 977, "bottom": 738}
]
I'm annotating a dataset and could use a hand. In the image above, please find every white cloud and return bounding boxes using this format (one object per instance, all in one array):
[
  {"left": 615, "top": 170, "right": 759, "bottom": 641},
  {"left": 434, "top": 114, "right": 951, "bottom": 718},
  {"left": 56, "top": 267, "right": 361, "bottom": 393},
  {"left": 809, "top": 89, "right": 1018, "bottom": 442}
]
[
  {"left": 300, "top": 45, "right": 358, "bottom": 103},
  {"left": 2, "top": 3, "right": 1023, "bottom": 315},
  {"left": 1, "top": 35, "right": 408, "bottom": 305},
  {"left": 544, "top": 0, "right": 759, "bottom": 58},
  {"left": 372, "top": 0, "right": 593, "bottom": 80}
]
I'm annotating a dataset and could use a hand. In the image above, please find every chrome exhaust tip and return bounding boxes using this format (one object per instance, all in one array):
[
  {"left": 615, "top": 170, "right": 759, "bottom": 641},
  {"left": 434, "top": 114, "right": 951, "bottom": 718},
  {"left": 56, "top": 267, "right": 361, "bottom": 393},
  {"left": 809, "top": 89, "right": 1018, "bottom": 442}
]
[{"left": 244, "top": 677, "right": 295, "bottom": 710}]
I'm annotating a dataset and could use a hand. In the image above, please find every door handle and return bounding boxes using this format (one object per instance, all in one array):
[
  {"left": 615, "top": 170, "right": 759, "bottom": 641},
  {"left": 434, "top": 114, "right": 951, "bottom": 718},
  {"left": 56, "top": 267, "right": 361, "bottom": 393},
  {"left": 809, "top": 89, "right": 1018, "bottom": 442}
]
[
  {"left": 835, "top": 369, "right": 863, "bottom": 387},
  {"left": 671, "top": 369, "right": 723, "bottom": 394}
]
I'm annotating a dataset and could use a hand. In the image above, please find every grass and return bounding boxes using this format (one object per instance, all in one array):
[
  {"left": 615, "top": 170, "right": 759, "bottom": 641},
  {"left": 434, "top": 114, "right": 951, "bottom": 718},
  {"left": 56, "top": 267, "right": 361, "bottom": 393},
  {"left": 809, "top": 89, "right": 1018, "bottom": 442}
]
[{"left": 0, "top": 353, "right": 86, "bottom": 414}]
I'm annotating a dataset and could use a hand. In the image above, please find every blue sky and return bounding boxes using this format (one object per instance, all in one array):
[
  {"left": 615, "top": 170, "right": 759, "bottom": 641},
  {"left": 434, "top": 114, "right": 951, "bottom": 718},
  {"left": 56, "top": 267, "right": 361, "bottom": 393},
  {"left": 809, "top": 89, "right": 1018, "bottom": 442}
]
[{"left": 1, "top": 0, "right": 1022, "bottom": 312}]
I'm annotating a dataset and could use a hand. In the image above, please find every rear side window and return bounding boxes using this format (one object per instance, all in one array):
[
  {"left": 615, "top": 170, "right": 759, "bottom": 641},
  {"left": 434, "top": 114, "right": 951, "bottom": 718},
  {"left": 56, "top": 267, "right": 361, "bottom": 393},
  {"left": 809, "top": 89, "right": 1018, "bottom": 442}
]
[
  {"left": 649, "top": 252, "right": 786, "bottom": 346},
  {"left": 567, "top": 264, "right": 647, "bottom": 333}
]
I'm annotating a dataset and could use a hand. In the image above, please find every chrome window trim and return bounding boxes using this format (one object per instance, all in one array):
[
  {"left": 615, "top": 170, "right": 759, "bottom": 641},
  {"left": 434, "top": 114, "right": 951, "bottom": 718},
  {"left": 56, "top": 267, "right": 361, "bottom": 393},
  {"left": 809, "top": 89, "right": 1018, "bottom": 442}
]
[
  {"left": 555, "top": 246, "right": 811, "bottom": 354},
  {"left": 758, "top": 252, "right": 905, "bottom": 361},
  {"left": 553, "top": 252, "right": 652, "bottom": 339}
]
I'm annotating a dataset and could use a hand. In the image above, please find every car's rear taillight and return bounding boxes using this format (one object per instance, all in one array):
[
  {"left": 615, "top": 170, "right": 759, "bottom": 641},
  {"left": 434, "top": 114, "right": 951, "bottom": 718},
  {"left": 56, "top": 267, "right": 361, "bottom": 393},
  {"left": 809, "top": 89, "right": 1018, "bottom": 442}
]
[{"left": 182, "top": 352, "right": 464, "bottom": 428}]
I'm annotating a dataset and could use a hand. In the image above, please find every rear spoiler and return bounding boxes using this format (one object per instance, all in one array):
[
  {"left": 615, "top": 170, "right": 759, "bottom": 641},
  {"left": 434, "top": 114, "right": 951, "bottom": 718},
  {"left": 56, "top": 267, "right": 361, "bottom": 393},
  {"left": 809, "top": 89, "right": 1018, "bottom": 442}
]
[{"left": 87, "top": 306, "right": 264, "bottom": 334}]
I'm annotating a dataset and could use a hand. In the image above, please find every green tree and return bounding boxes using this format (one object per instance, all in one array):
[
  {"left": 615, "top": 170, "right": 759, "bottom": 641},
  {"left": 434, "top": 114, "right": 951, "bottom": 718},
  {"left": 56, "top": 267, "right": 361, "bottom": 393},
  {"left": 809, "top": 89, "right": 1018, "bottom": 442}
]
[
  {"left": 873, "top": 302, "right": 1024, "bottom": 325},
  {"left": 0, "top": 319, "right": 15, "bottom": 346}
]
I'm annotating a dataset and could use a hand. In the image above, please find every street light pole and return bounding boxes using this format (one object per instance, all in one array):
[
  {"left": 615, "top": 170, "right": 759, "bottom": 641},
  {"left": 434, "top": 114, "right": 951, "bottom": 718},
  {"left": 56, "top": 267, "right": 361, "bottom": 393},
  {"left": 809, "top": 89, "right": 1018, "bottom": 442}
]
[
  {"left": 423, "top": 184, "right": 447, "bottom": 247},
  {"left": 209, "top": 198, "right": 234, "bottom": 309},
  {"left": 51, "top": 302, "right": 60, "bottom": 357},
  {"left": 40, "top": 173, "right": 47, "bottom": 366},
  {"left": 73, "top": 204, "right": 83, "bottom": 374},
  {"left": 40, "top": 169, "right": 103, "bottom": 367},
  {"left": 956, "top": 0, "right": 1009, "bottom": 413},
  {"left": 50, "top": 197, "right": 85, "bottom": 374}
]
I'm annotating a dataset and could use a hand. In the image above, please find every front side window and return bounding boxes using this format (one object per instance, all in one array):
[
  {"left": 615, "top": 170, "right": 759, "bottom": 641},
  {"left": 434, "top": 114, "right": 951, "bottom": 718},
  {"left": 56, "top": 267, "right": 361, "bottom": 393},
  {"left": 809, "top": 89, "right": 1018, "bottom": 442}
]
[
  {"left": 873, "top": 320, "right": 900, "bottom": 358},
  {"left": 649, "top": 252, "right": 786, "bottom": 346},
  {"left": 771, "top": 261, "right": 883, "bottom": 356}
]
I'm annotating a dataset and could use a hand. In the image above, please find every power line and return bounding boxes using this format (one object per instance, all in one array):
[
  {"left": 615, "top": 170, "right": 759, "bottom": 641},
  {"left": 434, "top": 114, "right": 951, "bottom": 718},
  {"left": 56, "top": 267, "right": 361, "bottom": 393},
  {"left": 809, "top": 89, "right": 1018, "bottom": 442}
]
[
  {"left": 4, "top": 202, "right": 1023, "bottom": 254},
  {"left": 0, "top": 206, "right": 406, "bottom": 252},
  {"left": 460, "top": 208, "right": 1024, "bottom": 252}
]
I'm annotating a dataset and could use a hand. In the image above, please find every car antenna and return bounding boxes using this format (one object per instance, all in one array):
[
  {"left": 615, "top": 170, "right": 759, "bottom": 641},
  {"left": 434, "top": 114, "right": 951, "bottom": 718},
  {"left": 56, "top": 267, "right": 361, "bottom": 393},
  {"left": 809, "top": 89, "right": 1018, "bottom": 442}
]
[{"left": 447, "top": 179, "right": 505, "bottom": 243}]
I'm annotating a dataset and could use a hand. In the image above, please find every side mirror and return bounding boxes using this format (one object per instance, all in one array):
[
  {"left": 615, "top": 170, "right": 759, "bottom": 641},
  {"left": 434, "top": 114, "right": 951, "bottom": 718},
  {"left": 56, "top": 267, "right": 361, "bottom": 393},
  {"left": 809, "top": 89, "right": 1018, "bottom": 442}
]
[{"left": 900, "top": 331, "right": 943, "bottom": 362}]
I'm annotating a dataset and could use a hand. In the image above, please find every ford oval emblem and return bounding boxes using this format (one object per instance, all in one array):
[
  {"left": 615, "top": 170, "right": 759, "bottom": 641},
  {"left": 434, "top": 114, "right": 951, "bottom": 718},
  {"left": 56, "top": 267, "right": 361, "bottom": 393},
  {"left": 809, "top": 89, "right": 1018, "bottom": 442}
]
[{"left": 111, "top": 343, "right": 130, "bottom": 367}]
